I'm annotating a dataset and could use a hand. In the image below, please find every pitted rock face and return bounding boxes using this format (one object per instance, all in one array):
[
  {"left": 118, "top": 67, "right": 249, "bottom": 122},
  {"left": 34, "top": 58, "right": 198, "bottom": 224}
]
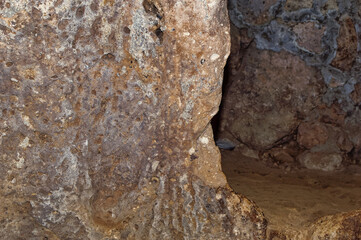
[{"left": 0, "top": 0, "right": 267, "bottom": 239}]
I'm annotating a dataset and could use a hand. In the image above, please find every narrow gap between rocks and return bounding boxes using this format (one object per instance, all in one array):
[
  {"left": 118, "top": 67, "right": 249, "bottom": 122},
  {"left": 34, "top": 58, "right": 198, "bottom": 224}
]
[{"left": 212, "top": 0, "right": 361, "bottom": 237}]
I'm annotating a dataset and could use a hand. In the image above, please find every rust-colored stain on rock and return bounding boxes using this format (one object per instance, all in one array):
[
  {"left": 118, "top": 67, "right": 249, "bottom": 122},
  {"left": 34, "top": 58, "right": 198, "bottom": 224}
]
[{"left": 0, "top": 0, "right": 267, "bottom": 239}]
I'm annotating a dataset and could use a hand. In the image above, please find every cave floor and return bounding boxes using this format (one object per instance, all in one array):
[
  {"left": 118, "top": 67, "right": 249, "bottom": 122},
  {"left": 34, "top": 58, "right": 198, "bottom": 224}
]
[{"left": 221, "top": 148, "right": 361, "bottom": 238}]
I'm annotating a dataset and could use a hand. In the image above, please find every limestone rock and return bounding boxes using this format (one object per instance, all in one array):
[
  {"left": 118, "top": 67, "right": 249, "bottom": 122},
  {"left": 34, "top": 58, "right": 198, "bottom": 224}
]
[
  {"left": 351, "top": 82, "right": 361, "bottom": 105},
  {"left": 219, "top": 44, "right": 324, "bottom": 150},
  {"left": 331, "top": 16, "right": 357, "bottom": 71},
  {"left": 229, "top": 0, "right": 278, "bottom": 25},
  {"left": 296, "top": 122, "right": 349, "bottom": 171},
  {"left": 308, "top": 210, "right": 361, "bottom": 239},
  {"left": 336, "top": 131, "right": 354, "bottom": 153},
  {"left": 297, "top": 151, "right": 343, "bottom": 171},
  {"left": 227, "top": 23, "right": 253, "bottom": 76},
  {"left": 0, "top": 0, "right": 267, "bottom": 239},
  {"left": 318, "top": 103, "right": 346, "bottom": 126},
  {"left": 268, "top": 148, "right": 295, "bottom": 164},
  {"left": 293, "top": 22, "right": 326, "bottom": 54},
  {"left": 224, "top": 0, "right": 361, "bottom": 171},
  {"left": 297, "top": 122, "right": 329, "bottom": 149},
  {"left": 344, "top": 109, "right": 361, "bottom": 150}
]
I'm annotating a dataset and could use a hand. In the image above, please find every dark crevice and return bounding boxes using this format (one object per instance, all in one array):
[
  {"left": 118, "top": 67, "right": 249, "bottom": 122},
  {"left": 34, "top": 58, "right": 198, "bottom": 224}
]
[{"left": 211, "top": 58, "right": 232, "bottom": 141}]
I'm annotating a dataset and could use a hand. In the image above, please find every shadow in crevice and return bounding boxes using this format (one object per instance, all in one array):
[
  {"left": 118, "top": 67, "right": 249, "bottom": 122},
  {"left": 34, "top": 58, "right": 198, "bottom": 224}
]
[{"left": 211, "top": 59, "right": 232, "bottom": 142}]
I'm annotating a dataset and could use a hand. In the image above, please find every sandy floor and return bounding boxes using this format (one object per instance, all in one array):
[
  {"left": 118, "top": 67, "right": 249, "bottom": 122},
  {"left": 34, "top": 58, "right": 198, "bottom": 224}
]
[{"left": 221, "top": 148, "right": 361, "bottom": 237}]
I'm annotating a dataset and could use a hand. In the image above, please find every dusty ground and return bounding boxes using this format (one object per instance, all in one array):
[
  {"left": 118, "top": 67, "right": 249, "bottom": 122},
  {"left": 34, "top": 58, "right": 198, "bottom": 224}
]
[{"left": 221, "top": 148, "right": 361, "bottom": 238}]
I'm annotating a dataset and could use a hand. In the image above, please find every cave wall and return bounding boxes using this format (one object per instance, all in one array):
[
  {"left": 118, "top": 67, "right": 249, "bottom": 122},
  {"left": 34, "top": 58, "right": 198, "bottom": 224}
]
[
  {"left": 0, "top": 0, "right": 270, "bottom": 239},
  {"left": 219, "top": 0, "right": 361, "bottom": 171}
]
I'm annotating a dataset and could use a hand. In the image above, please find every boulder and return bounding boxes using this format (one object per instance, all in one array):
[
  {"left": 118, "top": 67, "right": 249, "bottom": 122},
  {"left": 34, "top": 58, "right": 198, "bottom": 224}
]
[
  {"left": 297, "top": 122, "right": 329, "bottom": 149},
  {"left": 297, "top": 151, "right": 343, "bottom": 171},
  {"left": 0, "top": 0, "right": 267, "bottom": 239},
  {"left": 219, "top": 44, "right": 324, "bottom": 150},
  {"left": 308, "top": 210, "right": 361, "bottom": 240}
]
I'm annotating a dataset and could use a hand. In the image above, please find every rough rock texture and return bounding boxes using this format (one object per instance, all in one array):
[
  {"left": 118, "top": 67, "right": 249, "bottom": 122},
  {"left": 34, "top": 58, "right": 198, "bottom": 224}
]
[
  {"left": 232, "top": 0, "right": 278, "bottom": 25},
  {"left": 220, "top": 0, "right": 361, "bottom": 170},
  {"left": 213, "top": 0, "right": 361, "bottom": 238},
  {"left": 293, "top": 22, "right": 326, "bottom": 54},
  {"left": 307, "top": 210, "right": 361, "bottom": 240},
  {"left": 0, "top": 0, "right": 267, "bottom": 239},
  {"left": 219, "top": 45, "right": 324, "bottom": 150},
  {"left": 297, "top": 151, "right": 343, "bottom": 171},
  {"left": 297, "top": 122, "right": 329, "bottom": 149},
  {"left": 331, "top": 16, "right": 358, "bottom": 71}
]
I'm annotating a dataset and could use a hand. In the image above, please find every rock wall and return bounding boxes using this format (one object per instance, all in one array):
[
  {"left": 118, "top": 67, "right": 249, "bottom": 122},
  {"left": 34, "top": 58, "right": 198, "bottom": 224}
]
[
  {"left": 0, "top": 0, "right": 267, "bottom": 239},
  {"left": 219, "top": 0, "right": 361, "bottom": 171}
]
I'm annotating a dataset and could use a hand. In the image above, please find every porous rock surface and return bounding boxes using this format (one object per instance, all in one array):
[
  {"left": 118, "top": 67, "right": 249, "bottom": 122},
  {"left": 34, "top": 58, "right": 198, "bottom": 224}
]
[{"left": 0, "top": 0, "right": 267, "bottom": 239}]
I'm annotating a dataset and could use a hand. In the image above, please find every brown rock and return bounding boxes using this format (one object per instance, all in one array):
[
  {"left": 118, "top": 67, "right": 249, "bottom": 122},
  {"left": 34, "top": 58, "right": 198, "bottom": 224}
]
[
  {"left": 351, "top": 82, "right": 361, "bottom": 105},
  {"left": 297, "top": 151, "right": 343, "bottom": 171},
  {"left": 227, "top": 23, "right": 253, "bottom": 76},
  {"left": 297, "top": 122, "right": 329, "bottom": 149},
  {"left": 220, "top": 44, "right": 324, "bottom": 150},
  {"left": 318, "top": 103, "right": 346, "bottom": 126},
  {"left": 293, "top": 22, "right": 326, "bottom": 53},
  {"left": 308, "top": 210, "right": 361, "bottom": 239},
  {"left": 269, "top": 148, "right": 295, "bottom": 163},
  {"left": 0, "top": 0, "right": 267, "bottom": 239},
  {"left": 344, "top": 112, "right": 361, "bottom": 151},
  {"left": 331, "top": 16, "right": 358, "bottom": 71},
  {"left": 337, "top": 131, "right": 354, "bottom": 153}
]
